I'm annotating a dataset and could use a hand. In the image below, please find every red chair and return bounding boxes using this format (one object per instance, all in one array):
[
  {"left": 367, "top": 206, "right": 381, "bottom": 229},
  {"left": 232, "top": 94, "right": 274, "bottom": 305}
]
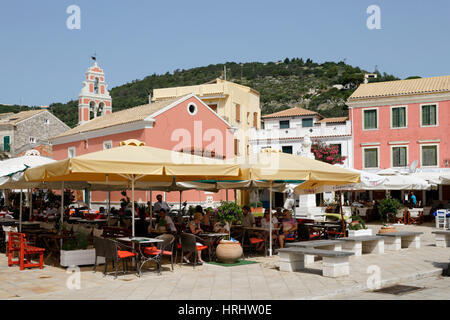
[
  {"left": 8, "top": 232, "right": 45, "bottom": 270},
  {"left": 248, "top": 237, "right": 265, "bottom": 257}
]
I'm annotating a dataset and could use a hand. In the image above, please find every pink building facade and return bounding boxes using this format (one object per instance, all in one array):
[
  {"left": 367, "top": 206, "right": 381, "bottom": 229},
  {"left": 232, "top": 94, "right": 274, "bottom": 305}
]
[
  {"left": 348, "top": 76, "right": 450, "bottom": 202},
  {"left": 51, "top": 94, "right": 236, "bottom": 207}
]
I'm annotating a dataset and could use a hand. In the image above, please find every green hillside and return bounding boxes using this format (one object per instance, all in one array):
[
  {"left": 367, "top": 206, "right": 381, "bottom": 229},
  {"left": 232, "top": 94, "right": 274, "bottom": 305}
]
[{"left": 2, "top": 58, "right": 399, "bottom": 128}]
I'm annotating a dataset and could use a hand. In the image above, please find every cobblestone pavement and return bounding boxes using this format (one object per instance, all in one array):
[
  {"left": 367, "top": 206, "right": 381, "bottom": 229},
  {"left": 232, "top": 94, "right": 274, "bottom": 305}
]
[{"left": 0, "top": 223, "right": 448, "bottom": 300}]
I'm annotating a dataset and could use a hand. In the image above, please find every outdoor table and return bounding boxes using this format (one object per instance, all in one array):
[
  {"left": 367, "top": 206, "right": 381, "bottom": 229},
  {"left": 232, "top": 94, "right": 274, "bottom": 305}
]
[
  {"left": 198, "top": 232, "right": 229, "bottom": 260},
  {"left": 241, "top": 226, "right": 280, "bottom": 255},
  {"left": 303, "top": 222, "right": 341, "bottom": 239},
  {"left": 38, "top": 233, "right": 75, "bottom": 261},
  {"left": 116, "top": 236, "right": 164, "bottom": 276}
]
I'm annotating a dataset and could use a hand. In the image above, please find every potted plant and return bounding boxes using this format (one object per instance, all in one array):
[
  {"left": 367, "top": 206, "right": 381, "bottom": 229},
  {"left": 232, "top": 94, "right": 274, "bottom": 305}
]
[
  {"left": 377, "top": 198, "right": 401, "bottom": 234},
  {"left": 348, "top": 216, "right": 372, "bottom": 237},
  {"left": 60, "top": 231, "right": 105, "bottom": 267},
  {"left": 250, "top": 201, "right": 263, "bottom": 215},
  {"left": 214, "top": 201, "right": 243, "bottom": 264}
]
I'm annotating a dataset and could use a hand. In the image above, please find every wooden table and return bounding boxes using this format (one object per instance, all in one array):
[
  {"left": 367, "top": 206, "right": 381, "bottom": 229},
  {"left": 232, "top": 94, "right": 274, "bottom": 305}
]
[{"left": 38, "top": 233, "right": 76, "bottom": 261}]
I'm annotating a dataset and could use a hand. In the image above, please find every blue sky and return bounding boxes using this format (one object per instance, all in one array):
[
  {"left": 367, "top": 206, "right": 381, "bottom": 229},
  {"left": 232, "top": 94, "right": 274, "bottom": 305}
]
[{"left": 1, "top": 0, "right": 450, "bottom": 106}]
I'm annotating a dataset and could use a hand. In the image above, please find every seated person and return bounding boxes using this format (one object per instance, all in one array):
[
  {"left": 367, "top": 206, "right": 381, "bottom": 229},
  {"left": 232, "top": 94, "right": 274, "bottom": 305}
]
[
  {"left": 278, "top": 209, "right": 298, "bottom": 248},
  {"left": 155, "top": 209, "right": 176, "bottom": 233},
  {"left": 185, "top": 212, "right": 206, "bottom": 264},
  {"left": 135, "top": 207, "right": 149, "bottom": 237},
  {"left": 256, "top": 208, "right": 279, "bottom": 251},
  {"left": 202, "top": 207, "right": 214, "bottom": 226},
  {"left": 241, "top": 205, "right": 255, "bottom": 227},
  {"left": 213, "top": 220, "right": 230, "bottom": 234}
]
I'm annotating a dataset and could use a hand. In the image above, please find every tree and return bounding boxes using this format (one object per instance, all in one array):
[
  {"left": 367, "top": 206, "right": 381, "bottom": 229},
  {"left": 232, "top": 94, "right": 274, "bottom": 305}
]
[{"left": 311, "top": 140, "right": 347, "bottom": 165}]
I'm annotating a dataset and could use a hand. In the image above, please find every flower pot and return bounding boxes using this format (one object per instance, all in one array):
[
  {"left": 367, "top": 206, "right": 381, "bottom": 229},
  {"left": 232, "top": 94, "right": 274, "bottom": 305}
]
[
  {"left": 378, "top": 226, "right": 398, "bottom": 234},
  {"left": 60, "top": 249, "right": 105, "bottom": 267},
  {"left": 215, "top": 240, "right": 243, "bottom": 264}
]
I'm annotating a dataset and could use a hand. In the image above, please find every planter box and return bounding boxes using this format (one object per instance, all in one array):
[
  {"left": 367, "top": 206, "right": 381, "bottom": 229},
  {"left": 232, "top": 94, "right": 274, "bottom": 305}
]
[
  {"left": 60, "top": 249, "right": 105, "bottom": 267},
  {"left": 348, "top": 229, "right": 372, "bottom": 237}
]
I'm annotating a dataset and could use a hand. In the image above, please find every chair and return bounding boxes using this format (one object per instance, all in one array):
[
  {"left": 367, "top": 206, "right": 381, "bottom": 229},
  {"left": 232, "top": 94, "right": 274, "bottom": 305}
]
[
  {"left": 1, "top": 226, "right": 18, "bottom": 254},
  {"left": 142, "top": 234, "right": 175, "bottom": 274},
  {"left": 8, "top": 232, "right": 45, "bottom": 270},
  {"left": 247, "top": 236, "right": 265, "bottom": 258},
  {"left": 395, "top": 208, "right": 406, "bottom": 224},
  {"left": 435, "top": 210, "right": 447, "bottom": 229},
  {"left": 422, "top": 207, "right": 432, "bottom": 222},
  {"left": 93, "top": 236, "right": 107, "bottom": 273},
  {"left": 179, "top": 232, "right": 208, "bottom": 268},
  {"left": 103, "top": 238, "right": 137, "bottom": 279},
  {"left": 408, "top": 209, "right": 423, "bottom": 225}
]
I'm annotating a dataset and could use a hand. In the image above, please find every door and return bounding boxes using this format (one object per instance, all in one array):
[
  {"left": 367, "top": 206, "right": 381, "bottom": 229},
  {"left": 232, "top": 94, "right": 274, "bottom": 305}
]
[{"left": 3, "top": 136, "right": 10, "bottom": 152}]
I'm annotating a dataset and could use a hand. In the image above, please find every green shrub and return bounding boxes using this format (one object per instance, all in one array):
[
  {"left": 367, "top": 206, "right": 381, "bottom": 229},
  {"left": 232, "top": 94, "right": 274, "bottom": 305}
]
[{"left": 378, "top": 198, "right": 402, "bottom": 223}]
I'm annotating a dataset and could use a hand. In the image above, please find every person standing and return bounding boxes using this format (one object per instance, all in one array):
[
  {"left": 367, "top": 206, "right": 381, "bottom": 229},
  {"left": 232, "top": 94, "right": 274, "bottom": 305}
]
[
  {"left": 410, "top": 192, "right": 417, "bottom": 208},
  {"left": 153, "top": 194, "right": 170, "bottom": 222}
]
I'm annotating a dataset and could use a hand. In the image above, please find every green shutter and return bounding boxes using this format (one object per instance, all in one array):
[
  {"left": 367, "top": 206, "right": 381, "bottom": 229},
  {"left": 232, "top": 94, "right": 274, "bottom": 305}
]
[
  {"left": 393, "top": 107, "right": 406, "bottom": 127},
  {"left": 393, "top": 147, "right": 407, "bottom": 167},
  {"left": 364, "top": 110, "right": 377, "bottom": 129},
  {"left": 422, "top": 105, "right": 436, "bottom": 126},
  {"left": 302, "top": 118, "right": 313, "bottom": 128},
  {"left": 422, "top": 146, "right": 437, "bottom": 166},
  {"left": 3, "top": 136, "right": 10, "bottom": 152},
  {"left": 364, "top": 148, "right": 378, "bottom": 168}
]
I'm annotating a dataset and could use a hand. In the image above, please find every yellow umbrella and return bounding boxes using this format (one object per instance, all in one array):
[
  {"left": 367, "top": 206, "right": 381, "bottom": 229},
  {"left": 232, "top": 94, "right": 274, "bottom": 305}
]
[{"left": 24, "top": 139, "right": 241, "bottom": 236}]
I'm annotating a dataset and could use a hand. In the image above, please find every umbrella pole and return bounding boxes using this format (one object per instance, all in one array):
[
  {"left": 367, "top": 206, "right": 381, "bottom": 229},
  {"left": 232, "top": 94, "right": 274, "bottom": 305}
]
[
  {"left": 28, "top": 189, "right": 32, "bottom": 221},
  {"left": 226, "top": 189, "right": 228, "bottom": 202},
  {"left": 269, "top": 182, "right": 273, "bottom": 256},
  {"left": 149, "top": 189, "right": 153, "bottom": 229},
  {"left": 131, "top": 176, "right": 135, "bottom": 237},
  {"left": 179, "top": 191, "right": 182, "bottom": 216},
  {"left": 60, "top": 182, "right": 64, "bottom": 249},
  {"left": 339, "top": 191, "right": 346, "bottom": 237},
  {"left": 19, "top": 190, "right": 23, "bottom": 232}
]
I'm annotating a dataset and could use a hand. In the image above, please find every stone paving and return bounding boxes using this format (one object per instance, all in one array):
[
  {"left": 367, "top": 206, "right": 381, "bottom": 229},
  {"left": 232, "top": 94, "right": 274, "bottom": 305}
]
[{"left": 0, "top": 223, "right": 448, "bottom": 300}]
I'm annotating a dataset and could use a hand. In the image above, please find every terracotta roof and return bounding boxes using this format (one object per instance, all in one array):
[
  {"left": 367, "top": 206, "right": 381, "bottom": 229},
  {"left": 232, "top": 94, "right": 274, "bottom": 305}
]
[
  {"left": 262, "top": 107, "right": 318, "bottom": 119},
  {"left": 0, "top": 109, "right": 46, "bottom": 125},
  {"left": 348, "top": 75, "right": 450, "bottom": 101},
  {"left": 58, "top": 96, "right": 181, "bottom": 138},
  {"left": 317, "top": 117, "right": 348, "bottom": 123},
  {"left": 18, "top": 145, "right": 52, "bottom": 157}
]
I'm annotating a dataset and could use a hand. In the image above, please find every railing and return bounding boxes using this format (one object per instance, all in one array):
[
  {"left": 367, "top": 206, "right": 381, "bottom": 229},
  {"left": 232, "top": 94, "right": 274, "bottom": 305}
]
[{"left": 251, "top": 121, "right": 352, "bottom": 140}]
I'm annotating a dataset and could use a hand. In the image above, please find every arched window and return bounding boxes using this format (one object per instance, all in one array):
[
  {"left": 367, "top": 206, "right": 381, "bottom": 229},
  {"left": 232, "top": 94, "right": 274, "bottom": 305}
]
[
  {"left": 94, "top": 78, "right": 99, "bottom": 94},
  {"left": 89, "top": 101, "right": 96, "bottom": 120},
  {"left": 97, "top": 102, "right": 105, "bottom": 117}
]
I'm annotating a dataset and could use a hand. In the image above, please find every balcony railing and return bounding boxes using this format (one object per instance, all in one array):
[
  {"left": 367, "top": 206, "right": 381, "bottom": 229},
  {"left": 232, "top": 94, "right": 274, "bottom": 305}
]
[{"left": 251, "top": 121, "right": 352, "bottom": 141}]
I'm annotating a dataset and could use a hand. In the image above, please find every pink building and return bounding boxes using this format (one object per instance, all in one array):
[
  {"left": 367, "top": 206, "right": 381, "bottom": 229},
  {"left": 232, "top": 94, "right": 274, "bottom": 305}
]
[
  {"left": 347, "top": 76, "right": 450, "bottom": 203},
  {"left": 51, "top": 92, "right": 236, "bottom": 207}
]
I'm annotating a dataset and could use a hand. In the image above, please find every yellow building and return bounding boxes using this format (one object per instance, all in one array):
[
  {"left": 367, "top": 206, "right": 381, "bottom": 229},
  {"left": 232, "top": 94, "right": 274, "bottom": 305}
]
[{"left": 152, "top": 78, "right": 261, "bottom": 156}]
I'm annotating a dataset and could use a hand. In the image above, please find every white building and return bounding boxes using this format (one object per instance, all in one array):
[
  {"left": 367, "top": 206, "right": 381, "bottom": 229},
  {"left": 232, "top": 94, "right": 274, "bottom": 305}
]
[{"left": 249, "top": 107, "right": 353, "bottom": 216}]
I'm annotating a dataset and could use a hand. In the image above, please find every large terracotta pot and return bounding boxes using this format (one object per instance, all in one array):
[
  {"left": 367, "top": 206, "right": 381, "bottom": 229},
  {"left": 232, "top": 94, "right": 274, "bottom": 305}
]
[
  {"left": 378, "top": 225, "right": 398, "bottom": 234},
  {"left": 215, "top": 240, "right": 243, "bottom": 264}
]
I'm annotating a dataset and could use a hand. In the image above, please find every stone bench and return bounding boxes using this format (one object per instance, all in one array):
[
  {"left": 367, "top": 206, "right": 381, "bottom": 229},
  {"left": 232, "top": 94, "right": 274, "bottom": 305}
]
[
  {"left": 432, "top": 230, "right": 450, "bottom": 247},
  {"left": 376, "top": 232, "right": 423, "bottom": 251},
  {"left": 278, "top": 247, "right": 354, "bottom": 278},
  {"left": 339, "top": 236, "right": 385, "bottom": 256},
  {"left": 286, "top": 240, "right": 342, "bottom": 266}
]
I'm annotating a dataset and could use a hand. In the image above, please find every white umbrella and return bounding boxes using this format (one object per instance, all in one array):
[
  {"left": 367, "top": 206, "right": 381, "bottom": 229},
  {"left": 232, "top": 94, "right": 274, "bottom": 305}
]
[{"left": 373, "top": 169, "right": 430, "bottom": 190}]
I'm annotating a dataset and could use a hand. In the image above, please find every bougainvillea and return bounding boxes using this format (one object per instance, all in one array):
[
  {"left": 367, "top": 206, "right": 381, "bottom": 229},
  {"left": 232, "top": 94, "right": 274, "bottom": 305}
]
[{"left": 311, "top": 140, "right": 347, "bottom": 165}]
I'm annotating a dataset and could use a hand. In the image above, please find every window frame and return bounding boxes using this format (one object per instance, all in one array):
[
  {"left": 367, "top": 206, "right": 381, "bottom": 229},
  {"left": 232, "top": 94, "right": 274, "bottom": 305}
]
[
  {"left": 391, "top": 145, "right": 409, "bottom": 168},
  {"left": 302, "top": 118, "right": 314, "bottom": 128},
  {"left": 390, "top": 105, "right": 408, "bottom": 129},
  {"left": 362, "top": 146, "right": 380, "bottom": 169},
  {"left": 420, "top": 143, "right": 439, "bottom": 167},
  {"left": 68, "top": 147, "right": 76, "bottom": 158},
  {"left": 279, "top": 120, "right": 290, "bottom": 129},
  {"left": 29, "top": 136, "right": 36, "bottom": 144},
  {"left": 362, "top": 108, "right": 379, "bottom": 131},
  {"left": 281, "top": 145, "right": 293, "bottom": 154},
  {"left": 103, "top": 140, "right": 113, "bottom": 150},
  {"left": 420, "top": 103, "right": 438, "bottom": 127}
]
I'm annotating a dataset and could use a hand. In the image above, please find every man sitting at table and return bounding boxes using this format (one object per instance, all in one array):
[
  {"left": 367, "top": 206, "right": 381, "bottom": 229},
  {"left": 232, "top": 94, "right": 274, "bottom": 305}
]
[
  {"left": 278, "top": 209, "right": 298, "bottom": 248},
  {"left": 241, "top": 205, "right": 255, "bottom": 227},
  {"left": 256, "top": 208, "right": 279, "bottom": 251},
  {"left": 155, "top": 208, "right": 176, "bottom": 232}
]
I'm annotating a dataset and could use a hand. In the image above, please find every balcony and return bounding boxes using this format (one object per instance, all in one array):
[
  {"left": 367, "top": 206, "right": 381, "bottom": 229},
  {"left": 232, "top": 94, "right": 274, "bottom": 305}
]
[{"left": 250, "top": 121, "right": 352, "bottom": 141}]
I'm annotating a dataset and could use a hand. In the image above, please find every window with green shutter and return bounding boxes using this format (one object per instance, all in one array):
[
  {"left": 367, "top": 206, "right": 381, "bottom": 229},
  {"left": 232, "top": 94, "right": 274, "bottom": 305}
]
[
  {"left": 279, "top": 120, "right": 290, "bottom": 129},
  {"left": 363, "top": 109, "right": 378, "bottom": 129},
  {"left": 282, "top": 146, "right": 293, "bottom": 154},
  {"left": 392, "top": 146, "right": 407, "bottom": 167},
  {"left": 392, "top": 107, "right": 406, "bottom": 128},
  {"left": 302, "top": 118, "right": 313, "bottom": 128},
  {"left": 422, "top": 145, "right": 438, "bottom": 166},
  {"left": 364, "top": 148, "right": 378, "bottom": 168},
  {"left": 421, "top": 105, "right": 437, "bottom": 126}
]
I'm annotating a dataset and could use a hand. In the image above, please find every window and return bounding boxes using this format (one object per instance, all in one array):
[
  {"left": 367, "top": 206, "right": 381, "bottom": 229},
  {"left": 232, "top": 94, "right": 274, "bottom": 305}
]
[
  {"left": 392, "top": 146, "right": 408, "bottom": 167},
  {"left": 330, "top": 144, "right": 342, "bottom": 156},
  {"left": 391, "top": 106, "right": 407, "bottom": 128},
  {"left": 234, "top": 139, "right": 239, "bottom": 156},
  {"left": 302, "top": 118, "right": 313, "bottom": 128},
  {"left": 103, "top": 140, "right": 113, "bottom": 150},
  {"left": 279, "top": 120, "right": 290, "bottom": 129},
  {"left": 208, "top": 104, "right": 218, "bottom": 113},
  {"left": 421, "top": 145, "right": 438, "bottom": 167},
  {"left": 3, "top": 136, "right": 10, "bottom": 152},
  {"left": 363, "top": 148, "right": 379, "bottom": 168},
  {"left": 29, "top": 137, "right": 36, "bottom": 144},
  {"left": 253, "top": 112, "right": 258, "bottom": 128},
  {"left": 94, "top": 78, "right": 99, "bottom": 94},
  {"left": 363, "top": 109, "right": 378, "bottom": 130},
  {"left": 44, "top": 119, "right": 49, "bottom": 125},
  {"left": 282, "top": 146, "right": 293, "bottom": 154},
  {"left": 235, "top": 104, "right": 241, "bottom": 122},
  {"left": 68, "top": 147, "right": 76, "bottom": 158},
  {"left": 421, "top": 104, "right": 437, "bottom": 126},
  {"left": 187, "top": 103, "right": 197, "bottom": 115}
]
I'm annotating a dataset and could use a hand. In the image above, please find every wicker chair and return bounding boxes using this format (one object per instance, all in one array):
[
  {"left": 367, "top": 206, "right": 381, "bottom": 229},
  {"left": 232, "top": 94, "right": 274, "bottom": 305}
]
[{"left": 179, "top": 232, "right": 207, "bottom": 268}]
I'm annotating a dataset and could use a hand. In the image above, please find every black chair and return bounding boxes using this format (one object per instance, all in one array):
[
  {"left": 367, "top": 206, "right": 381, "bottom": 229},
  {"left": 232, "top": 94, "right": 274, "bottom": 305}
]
[
  {"left": 141, "top": 234, "right": 175, "bottom": 274},
  {"left": 103, "top": 238, "right": 137, "bottom": 279},
  {"left": 179, "top": 232, "right": 207, "bottom": 268},
  {"left": 93, "top": 236, "right": 107, "bottom": 273}
]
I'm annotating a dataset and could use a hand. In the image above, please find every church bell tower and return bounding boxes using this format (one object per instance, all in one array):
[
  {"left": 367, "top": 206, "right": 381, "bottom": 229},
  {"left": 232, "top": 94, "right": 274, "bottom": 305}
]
[{"left": 78, "top": 61, "right": 112, "bottom": 125}]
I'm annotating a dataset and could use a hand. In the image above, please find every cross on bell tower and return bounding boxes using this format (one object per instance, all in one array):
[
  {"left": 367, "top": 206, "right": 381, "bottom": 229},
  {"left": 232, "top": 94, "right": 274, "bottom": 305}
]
[{"left": 78, "top": 60, "right": 112, "bottom": 125}]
